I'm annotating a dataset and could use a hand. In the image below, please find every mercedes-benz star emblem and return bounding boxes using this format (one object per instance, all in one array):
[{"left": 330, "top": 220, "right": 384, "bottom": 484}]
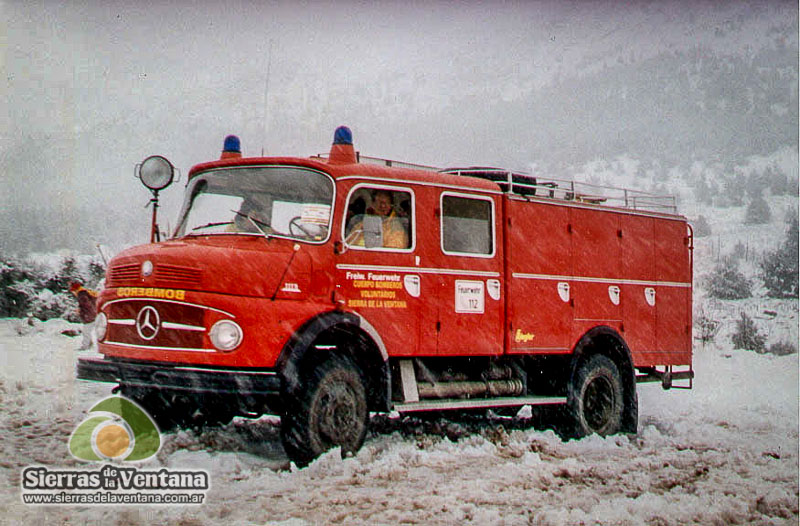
[{"left": 136, "top": 306, "right": 161, "bottom": 341}]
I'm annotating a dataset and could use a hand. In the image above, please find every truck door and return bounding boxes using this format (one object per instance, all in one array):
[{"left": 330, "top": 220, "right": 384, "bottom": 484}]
[
  {"left": 435, "top": 192, "right": 504, "bottom": 356},
  {"left": 336, "top": 184, "right": 421, "bottom": 357}
]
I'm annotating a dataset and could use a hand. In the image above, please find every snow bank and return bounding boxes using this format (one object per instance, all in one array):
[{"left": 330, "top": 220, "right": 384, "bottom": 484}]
[{"left": 0, "top": 317, "right": 796, "bottom": 525}]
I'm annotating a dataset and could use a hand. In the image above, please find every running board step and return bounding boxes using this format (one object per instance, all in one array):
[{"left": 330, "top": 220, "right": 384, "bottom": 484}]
[{"left": 393, "top": 396, "right": 566, "bottom": 413}]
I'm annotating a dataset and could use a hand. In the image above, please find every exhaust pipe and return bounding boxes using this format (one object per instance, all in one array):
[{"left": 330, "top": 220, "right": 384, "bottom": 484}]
[{"left": 417, "top": 379, "right": 524, "bottom": 399}]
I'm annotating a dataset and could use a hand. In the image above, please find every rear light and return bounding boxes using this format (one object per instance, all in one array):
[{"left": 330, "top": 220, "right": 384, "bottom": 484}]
[
  {"left": 95, "top": 312, "right": 108, "bottom": 341},
  {"left": 209, "top": 320, "right": 243, "bottom": 352}
]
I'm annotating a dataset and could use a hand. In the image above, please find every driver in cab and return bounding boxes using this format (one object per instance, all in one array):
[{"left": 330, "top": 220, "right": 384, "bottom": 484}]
[{"left": 347, "top": 190, "right": 409, "bottom": 249}]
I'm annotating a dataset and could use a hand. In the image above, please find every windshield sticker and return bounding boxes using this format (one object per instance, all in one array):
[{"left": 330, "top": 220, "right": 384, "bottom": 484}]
[{"left": 301, "top": 204, "right": 331, "bottom": 225}]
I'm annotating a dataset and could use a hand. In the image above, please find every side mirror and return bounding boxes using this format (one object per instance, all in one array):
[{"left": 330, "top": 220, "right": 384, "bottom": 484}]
[{"left": 362, "top": 215, "right": 383, "bottom": 248}]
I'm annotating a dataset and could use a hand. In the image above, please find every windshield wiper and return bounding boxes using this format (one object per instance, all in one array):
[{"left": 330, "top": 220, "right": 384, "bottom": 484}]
[
  {"left": 230, "top": 210, "right": 273, "bottom": 240},
  {"left": 190, "top": 221, "right": 234, "bottom": 232}
]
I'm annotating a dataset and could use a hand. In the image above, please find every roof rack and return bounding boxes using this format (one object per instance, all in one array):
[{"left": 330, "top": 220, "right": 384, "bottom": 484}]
[
  {"left": 440, "top": 167, "right": 677, "bottom": 214},
  {"left": 311, "top": 153, "right": 440, "bottom": 172},
  {"left": 309, "top": 152, "right": 677, "bottom": 214}
]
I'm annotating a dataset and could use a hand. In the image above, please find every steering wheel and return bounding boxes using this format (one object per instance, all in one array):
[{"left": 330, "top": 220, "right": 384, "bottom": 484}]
[{"left": 289, "top": 216, "right": 315, "bottom": 238}]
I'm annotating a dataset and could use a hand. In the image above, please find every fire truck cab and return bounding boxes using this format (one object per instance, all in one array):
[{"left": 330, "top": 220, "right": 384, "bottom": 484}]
[{"left": 78, "top": 126, "right": 693, "bottom": 464}]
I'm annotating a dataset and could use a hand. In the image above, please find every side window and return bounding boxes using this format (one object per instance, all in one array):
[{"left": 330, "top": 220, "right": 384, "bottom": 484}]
[
  {"left": 344, "top": 186, "right": 413, "bottom": 250},
  {"left": 441, "top": 194, "right": 494, "bottom": 256}
]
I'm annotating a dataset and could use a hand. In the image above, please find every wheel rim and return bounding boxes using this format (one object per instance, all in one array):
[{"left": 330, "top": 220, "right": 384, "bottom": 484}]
[
  {"left": 318, "top": 382, "right": 361, "bottom": 446},
  {"left": 583, "top": 375, "right": 616, "bottom": 433}
]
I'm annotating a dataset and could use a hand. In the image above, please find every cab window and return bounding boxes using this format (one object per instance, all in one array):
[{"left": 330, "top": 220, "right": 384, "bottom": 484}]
[
  {"left": 344, "top": 187, "right": 413, "bottom": 250},
  {"left": 441, "top": 193, "right": 494, "bottom": 256}
]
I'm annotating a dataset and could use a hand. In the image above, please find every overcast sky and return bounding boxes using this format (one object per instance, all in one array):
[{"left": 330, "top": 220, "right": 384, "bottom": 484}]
[{"left": 2, "top": 1, "right": 795, "bottom": 255}]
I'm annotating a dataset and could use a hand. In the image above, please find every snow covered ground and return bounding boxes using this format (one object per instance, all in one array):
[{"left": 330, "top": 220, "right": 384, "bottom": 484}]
[
  {"left": 1, "top": 150, "right": 797, "bottom": 524},
  {"left": 0, "top": 305, "right": 796, "bottom": 525}
]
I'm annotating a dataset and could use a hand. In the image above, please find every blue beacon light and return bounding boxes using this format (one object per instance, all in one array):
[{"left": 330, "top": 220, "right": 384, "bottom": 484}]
[{"left": 223, "top": 135, "right": 241, "bottom": 153}]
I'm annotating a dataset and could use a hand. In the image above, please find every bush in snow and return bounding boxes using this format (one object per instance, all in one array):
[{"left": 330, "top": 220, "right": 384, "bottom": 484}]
[
  {"left": 695, "top": 310, "right": 720, "bottom": 345},
  {"left": 0, "top": 259, "right": 36, "bottom": 318},
  {"left": 766, "top": 341, "right": 797, "bottom": 356},
  {"left": 0, "top": 253, "right": 105, "bottom": 321},
  {"left": 706, "top": 257, "right": 752, "bottom": 300},
  {"left": 760, "top": 217, "right": 799, "bottom": 298},
  {"left": 744, "top": 192, "right": 772, "bottom": 225},
  {"left": 731, "top": 312, "right": 766, "bottom": 353}
]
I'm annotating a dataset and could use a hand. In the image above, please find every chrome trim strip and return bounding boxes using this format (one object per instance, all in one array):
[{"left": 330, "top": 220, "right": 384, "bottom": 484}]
[
  {"left": 336, "top": 174, "right": 503, "bottom": 195},
  {"left": 172, "top": 366, "right": 277, "bottom": 375},
  {"left": 394, "top": 396, "right": 567, "bottom": 412},
  {"left": 162, "top": 322, "right": 206, "bottom": 332},
  {"left": 337, "top": 263, "right": 500, "bottom": 278},
  {"left": 512, "top": 272, "right": 691, "bottom": 288},
  {"left": 104, "top": 341, "right": 216, "bottom": 353},
  {"left": 103, "top": 297, "right": 235, "bottom": 317}
]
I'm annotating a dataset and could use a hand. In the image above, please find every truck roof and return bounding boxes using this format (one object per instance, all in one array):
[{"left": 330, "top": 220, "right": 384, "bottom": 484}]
[
  {"left": 186, "top": 155, "right": 503, "bottom": 194},
  {"left": 188, "top": 127, "right": 680, "bottom": 216}
]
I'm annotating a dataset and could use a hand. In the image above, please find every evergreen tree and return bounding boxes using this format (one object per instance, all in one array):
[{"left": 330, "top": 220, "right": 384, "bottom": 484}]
[
  {"left": 731, "top": 312, "right": 766, "bottom": 353},
  {"left": 744, "top": 192, "right": 772, "bottom": 225},
  {"left": 765, "top": 165, "right": 788, "bottom": 195},
  {"left": 761, "top": 216, "right": 799, "bottom": 298},
  {"left": 707, "top": 257, "right": 752, "bottom": 300}
]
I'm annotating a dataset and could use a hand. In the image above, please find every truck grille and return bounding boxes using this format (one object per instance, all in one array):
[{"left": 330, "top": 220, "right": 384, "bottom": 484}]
[
  {"left": 105, "top": 299, "right": 205, "bottom": 350},
  {"left": 108, "top": 264, "right": 140, "bottom": 284},
  {"left": 107, "top": 263, "right": 202, "bottom": 287},
  {"left": 154, "top": 264, "right": 202, "bottom": 286}
]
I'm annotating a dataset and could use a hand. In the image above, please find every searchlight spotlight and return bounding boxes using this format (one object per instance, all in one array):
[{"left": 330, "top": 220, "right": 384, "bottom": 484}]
[
  {"left": 137, "top": 155, "right": 175, "bottom": 191},
  {"left": 136, "top": 155, "right": 177, "bottom": 243}
]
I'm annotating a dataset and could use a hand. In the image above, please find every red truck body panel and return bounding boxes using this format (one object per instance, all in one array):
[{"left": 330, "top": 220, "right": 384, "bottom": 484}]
[{"left": 96, "top": 149, "right": 692, "bottom": 373}]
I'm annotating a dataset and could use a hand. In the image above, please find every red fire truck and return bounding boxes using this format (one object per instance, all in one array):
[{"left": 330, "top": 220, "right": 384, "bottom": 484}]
[{"left": 78, "top": 126, "right": 693, "bottom": 464}]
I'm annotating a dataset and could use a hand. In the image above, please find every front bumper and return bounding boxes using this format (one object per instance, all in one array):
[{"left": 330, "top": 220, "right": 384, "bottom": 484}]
[{"left": 76, "top": 357, "right": 281, "bottom": 398}]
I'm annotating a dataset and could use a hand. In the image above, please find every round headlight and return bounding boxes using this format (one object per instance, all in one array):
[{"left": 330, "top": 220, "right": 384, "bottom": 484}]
[
  {"left": 95, "top": 312, "right": 108, "bottom": 341},
  {"left": 209, "top": 320, "right": 243, "bottom": 352},
  {"left": 138, "top": 155, "right": 174, "bottom": 191}
]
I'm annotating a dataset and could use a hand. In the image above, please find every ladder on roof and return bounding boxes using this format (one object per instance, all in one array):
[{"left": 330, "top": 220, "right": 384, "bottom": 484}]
[
  {"left": 311, "top": 153, "right": 677, "bottom": 214},
  {"left": 441, "top": 167, "right": 678, "bottom": 214}
]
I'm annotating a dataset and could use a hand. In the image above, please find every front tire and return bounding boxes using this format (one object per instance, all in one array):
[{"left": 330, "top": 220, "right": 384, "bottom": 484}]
[
  {"left": 567, "top": 355, "right": 624, "bottom": 437},
  {"left": 281, "top": 357, "right": 368, "bottom": 466}
]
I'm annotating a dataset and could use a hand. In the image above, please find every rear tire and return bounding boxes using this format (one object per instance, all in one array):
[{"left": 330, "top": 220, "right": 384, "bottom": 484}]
[
  {"left": 567, "top": 355, "right": 624, "bottom": 437},
  {"left": 281, "top": 357, "right": 368, "bottom": 466}
]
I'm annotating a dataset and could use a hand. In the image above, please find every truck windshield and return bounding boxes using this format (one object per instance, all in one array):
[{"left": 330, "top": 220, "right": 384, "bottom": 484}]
[{"left": 174, "top": 166, "right": 334, "bottom": 243}]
